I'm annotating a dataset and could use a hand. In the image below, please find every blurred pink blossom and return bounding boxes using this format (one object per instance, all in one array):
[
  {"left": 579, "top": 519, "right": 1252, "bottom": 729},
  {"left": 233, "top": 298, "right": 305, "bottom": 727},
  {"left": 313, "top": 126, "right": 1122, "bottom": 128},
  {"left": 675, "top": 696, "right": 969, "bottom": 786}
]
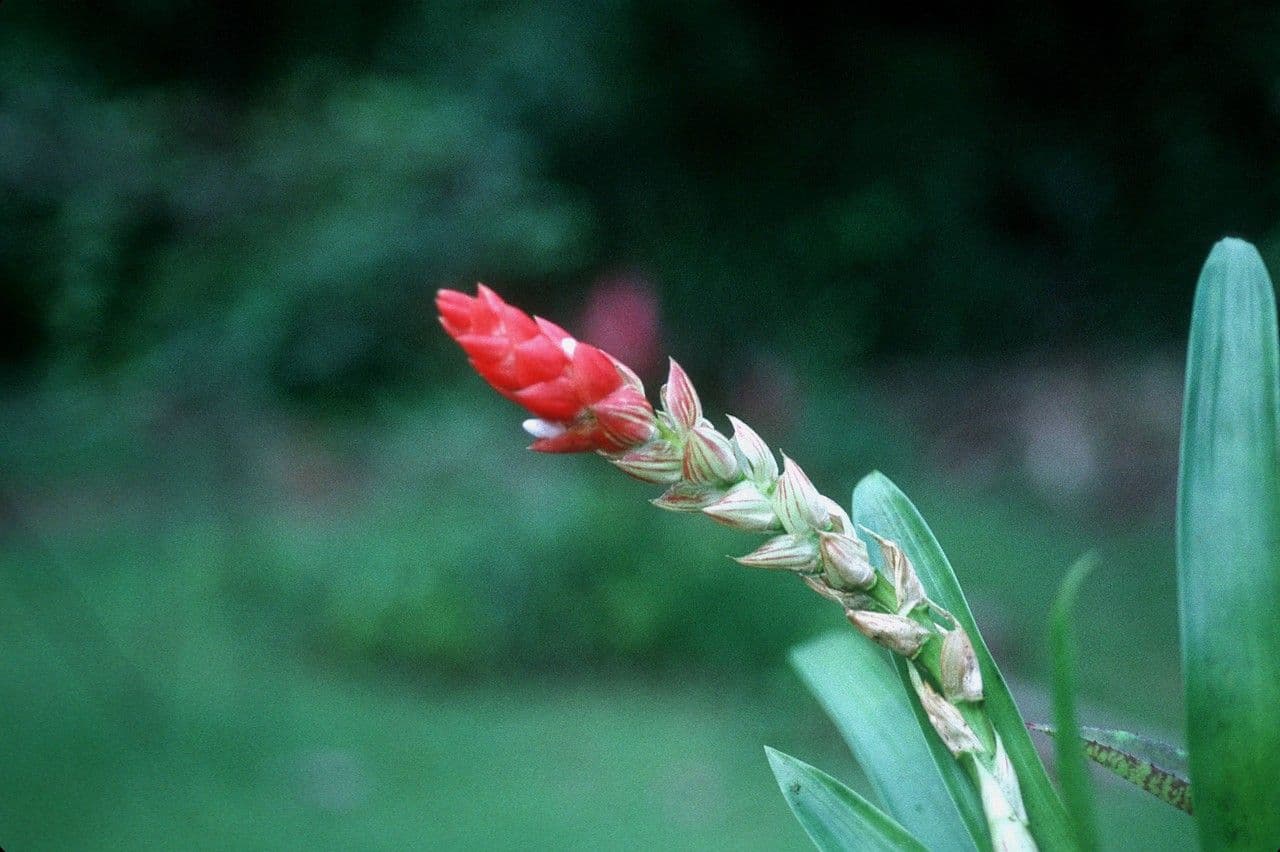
[{"left": 578, "top": 275, "right": 663, "bottom": 379}]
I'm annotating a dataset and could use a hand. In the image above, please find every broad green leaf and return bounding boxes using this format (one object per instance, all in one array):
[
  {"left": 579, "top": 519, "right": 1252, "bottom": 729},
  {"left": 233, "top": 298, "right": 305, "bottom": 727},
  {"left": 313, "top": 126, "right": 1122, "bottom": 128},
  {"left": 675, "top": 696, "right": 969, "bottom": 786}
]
[
  {"left": 765, "top": 747, "right": 928, "bottom": 852},
  {"left": 791, "top": 631, "right": 983, "bottom": 851},
  {"left": 853, "top": 472, "right": 1074, "bottom": 851},
  {"left": 1048, "top": 556, "right": 1100, "bottom": 850},
  {"left": 1029, "top": 724, "right": 1192, "bottom": 815},
  {"left": 1177, "top": 237, "right": 1280, "bottom": 848}
]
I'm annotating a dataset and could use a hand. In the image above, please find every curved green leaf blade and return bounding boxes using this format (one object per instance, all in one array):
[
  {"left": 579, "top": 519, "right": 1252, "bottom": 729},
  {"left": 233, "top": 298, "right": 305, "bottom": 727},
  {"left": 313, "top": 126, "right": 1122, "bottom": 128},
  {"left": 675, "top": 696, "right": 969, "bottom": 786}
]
[
  {"left": 1029, "top": 724, "right": 1192, "bottom": 815},
  {"left": 1177, "top": 237, "right": 1280, "bottom": 848},
  {"left": 853, "top": 472, "right": 1073, "bottom": 851},
  {"left": 791, "top": 632, "right": 982, "bottom": 851},
  {"left": 1049, "top": 556, "right": 1100, "bottom": 851},
  {"left": 765, "top": 747, "right": 928, "bottom": 852}
]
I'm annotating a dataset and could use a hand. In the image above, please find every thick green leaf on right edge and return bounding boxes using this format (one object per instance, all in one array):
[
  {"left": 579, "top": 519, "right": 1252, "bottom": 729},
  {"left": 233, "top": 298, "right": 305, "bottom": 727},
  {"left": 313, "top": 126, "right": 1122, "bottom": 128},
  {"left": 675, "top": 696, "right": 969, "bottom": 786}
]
[
  {"left": 791, "top": 632, "right": 983, "bottom": 851},
  {"left": 1177, "top": 237, "right": 1280, "bottom": 849},
  {"left": 1048, "top": 556, "right": 1100, "bottom": 851},
  {"left": 765, "top": 747, "right": 928, "bottom": 852},
  {"left": 853, "top": 472, "right": 1074, "bottom": 851}
]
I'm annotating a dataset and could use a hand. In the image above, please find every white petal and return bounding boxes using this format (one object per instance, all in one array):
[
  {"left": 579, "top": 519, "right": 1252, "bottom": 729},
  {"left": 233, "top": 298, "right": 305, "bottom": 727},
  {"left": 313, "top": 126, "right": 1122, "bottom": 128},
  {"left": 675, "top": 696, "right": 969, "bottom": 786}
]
[{"left": 522, "top": 418, "right": 566, "bottom": 439}]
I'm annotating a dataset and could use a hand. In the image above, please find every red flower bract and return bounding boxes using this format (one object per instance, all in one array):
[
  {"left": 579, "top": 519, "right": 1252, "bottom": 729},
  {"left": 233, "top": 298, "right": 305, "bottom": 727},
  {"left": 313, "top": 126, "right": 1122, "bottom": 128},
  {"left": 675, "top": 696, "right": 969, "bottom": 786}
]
[{"left": 437, "top": 285, "right": 657, "bottom": 453}]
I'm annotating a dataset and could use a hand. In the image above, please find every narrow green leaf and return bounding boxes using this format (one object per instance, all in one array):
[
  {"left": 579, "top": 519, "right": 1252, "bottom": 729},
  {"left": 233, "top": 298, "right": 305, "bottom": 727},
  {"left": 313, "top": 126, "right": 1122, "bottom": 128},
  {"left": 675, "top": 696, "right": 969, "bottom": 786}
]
[
  {"left": 765, "top": 747, "right": 929, "bottom": 852},
  {"left": 791, "top": 631, "right": 982, "bottom": 851},
  {"left": 853, "top": 472, "right": 1074, "bottom": 851},
  {"left": 1029, "top": 724, "right": 1192, "bottom": 815},
  {"left": 1049, "top": 556, "right": 1100, "bottom": 850},
  {"left": 1177, "top": 237, "right": 1280, "bottom": 848},
  {"left": 1075, "top": 727, "right": 1188, "bottom": 778}
]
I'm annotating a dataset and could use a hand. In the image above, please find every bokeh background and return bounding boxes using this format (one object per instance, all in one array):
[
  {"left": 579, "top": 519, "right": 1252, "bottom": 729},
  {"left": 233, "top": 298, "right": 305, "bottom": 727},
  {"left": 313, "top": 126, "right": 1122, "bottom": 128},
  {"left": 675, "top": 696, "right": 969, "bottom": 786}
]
[{"left": 4, "top": 2, "right": 1277, "bottom": 848}]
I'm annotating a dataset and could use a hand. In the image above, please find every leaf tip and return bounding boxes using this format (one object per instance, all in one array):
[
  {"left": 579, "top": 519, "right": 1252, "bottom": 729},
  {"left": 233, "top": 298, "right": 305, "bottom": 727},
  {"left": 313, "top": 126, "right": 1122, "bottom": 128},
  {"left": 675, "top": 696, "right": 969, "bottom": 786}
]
[
  {"left": 852, "top": 469, "right": 898, "bottom": 508},
  {"left": 1197, "top": 237, "right": 1274, "bottom": 308},
  {"left": 859, "top": 469, "right": 891, "bottom": 488},
  {"left": 762, "top": 745, "right": 791, "bottom": 778},
  {"left": 1208, "top": 236, "right": 1263, "bottom": 267}
]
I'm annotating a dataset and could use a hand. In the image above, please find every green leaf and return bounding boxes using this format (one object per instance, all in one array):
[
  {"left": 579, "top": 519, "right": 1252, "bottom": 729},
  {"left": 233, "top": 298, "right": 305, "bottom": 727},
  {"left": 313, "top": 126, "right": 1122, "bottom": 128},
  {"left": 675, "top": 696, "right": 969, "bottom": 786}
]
[
  {"left": 1048, "top": 556, "right": 1100, "bottom": 850},
  {"left": 1077, "top": 727, "right": 1188, "bottom": 778},
  {"left": 791, "top": 631, "right": 983, "bottom": 851},
  {"left": 1177, "top": 237, "right": 1280, "bottom": 848},
  {"left": 1029, "top": 724, "right": 1192, "bottom": 815},
  {"left": 853, "top": 472, "right": 1074, "bottom": 851},
  {"left": 765, "top": 747, "right": 929, "bottom": 852}
]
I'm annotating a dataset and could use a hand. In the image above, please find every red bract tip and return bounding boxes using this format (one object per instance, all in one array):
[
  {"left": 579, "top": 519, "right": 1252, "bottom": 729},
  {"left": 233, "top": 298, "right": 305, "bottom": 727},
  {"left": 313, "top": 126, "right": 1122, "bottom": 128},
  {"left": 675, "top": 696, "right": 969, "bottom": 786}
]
[
  {"left": 436, "top": 289, "right": 474, "bottom": 337},
  {"left": 439, "top": 284, "right": 657, "bottom": 454}
]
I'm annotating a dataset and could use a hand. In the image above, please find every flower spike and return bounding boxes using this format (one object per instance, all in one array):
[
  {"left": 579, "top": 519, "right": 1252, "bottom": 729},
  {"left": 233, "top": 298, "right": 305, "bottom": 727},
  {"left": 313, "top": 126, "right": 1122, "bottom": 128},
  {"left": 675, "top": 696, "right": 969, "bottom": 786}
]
[{"left": 440, "top": 284, "right": 1035, "bottom": 844}]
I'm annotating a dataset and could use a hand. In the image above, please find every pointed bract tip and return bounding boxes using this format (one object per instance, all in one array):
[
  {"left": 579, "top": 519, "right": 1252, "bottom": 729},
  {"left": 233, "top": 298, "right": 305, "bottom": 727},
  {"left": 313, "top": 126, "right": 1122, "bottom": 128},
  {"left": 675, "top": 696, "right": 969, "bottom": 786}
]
[
  {"left": 703, "top": 480, "right": 780, "bottom": 531},
  {"left": 773, "top": 454, "right": 826, "bottom": 534},
  {"left": 818, "top": 495, "right": 852, "bottom": 534},
  {"left": 436, "top": 288, "right": 475, "bottom": 335},
  {"left": 735, "top": 533, "right": 819, "bottom": 571},
  {"left": 727, "top": 414, "right": 778, "bottom": 483},
  {"left": 533, "top": 315, "right": 572, "bottom": 344},
  {"left": 662, "top": 358, "right": 702, "bottom": 430}
]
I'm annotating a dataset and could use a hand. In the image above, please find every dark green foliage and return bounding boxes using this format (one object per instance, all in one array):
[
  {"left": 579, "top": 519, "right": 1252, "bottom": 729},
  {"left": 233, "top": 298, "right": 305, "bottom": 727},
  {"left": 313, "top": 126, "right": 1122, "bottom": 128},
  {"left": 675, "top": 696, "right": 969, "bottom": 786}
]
[{"left": 6, "top": 2, "right": 1280, "bottom": 387}]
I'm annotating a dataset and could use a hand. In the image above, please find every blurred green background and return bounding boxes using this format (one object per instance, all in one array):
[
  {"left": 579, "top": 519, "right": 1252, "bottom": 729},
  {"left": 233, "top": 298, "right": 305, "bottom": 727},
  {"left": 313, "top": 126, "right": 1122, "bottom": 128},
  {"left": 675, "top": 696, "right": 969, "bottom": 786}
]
[{"left": 4, "top": 2, "right": 1275, "bottom": 848}]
